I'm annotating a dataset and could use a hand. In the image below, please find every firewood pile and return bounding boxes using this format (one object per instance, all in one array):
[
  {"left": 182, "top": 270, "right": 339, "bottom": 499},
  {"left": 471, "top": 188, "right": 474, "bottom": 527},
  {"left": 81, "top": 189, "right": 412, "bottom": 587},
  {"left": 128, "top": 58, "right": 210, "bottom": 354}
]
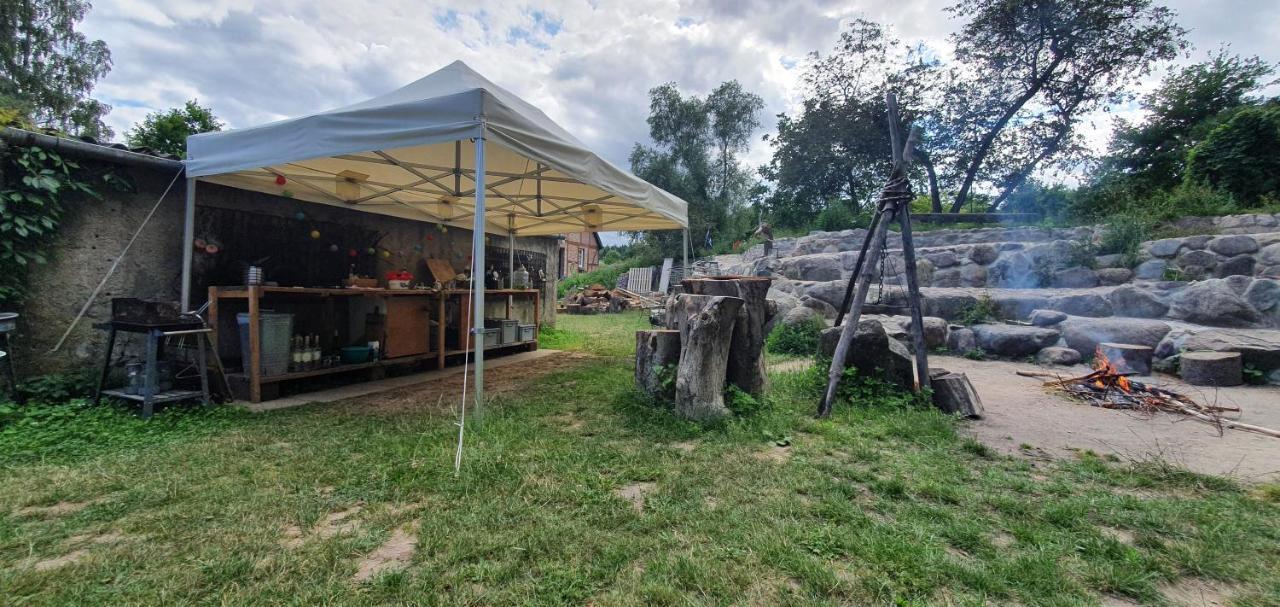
[
  {"left": 1018, "top": 347, "right": 1280, "bottom": 439},
  {"left": 561, "top": 284, "right": 661, "bottom": 314}
]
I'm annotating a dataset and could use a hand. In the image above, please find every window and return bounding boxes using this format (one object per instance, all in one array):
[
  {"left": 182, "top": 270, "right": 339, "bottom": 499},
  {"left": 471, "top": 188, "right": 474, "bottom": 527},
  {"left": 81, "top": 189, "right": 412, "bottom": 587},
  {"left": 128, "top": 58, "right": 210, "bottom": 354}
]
[{"left": 578, "top": 248, "right": 585, "bottom": 270}]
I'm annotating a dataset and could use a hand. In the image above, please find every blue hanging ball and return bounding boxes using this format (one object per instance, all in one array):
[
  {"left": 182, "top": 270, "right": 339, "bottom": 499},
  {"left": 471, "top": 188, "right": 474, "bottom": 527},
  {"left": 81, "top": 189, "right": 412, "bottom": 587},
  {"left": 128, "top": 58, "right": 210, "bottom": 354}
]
[
  {"left": 413, "top": 244, "right": 423, "bottom": 252},
  {"left": 295, "top": 211, "right": 306, "bottom": 220}
]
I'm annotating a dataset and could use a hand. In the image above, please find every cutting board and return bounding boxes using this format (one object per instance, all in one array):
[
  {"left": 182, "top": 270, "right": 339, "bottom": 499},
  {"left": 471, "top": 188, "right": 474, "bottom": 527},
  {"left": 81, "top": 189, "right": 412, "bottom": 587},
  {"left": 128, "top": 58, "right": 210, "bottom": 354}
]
[{"left": 426, "top": 258, "right": 456, "bottom": 283}]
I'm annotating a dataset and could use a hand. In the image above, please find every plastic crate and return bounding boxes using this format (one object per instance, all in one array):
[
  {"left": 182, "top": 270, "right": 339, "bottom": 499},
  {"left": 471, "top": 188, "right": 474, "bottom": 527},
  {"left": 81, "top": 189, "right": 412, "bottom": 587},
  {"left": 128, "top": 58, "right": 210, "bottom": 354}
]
[
  {"left": 484, "top": 318, "right": 519, "bottom": 344},
  {"left": 481, "top": 328, "right": 500, "bottom": 348},
  {"left": 518, "top": 324, "right": 536, "bottom": 342},
  {"left": 237, "top": 312, "right": 294, "bottom": 376}
]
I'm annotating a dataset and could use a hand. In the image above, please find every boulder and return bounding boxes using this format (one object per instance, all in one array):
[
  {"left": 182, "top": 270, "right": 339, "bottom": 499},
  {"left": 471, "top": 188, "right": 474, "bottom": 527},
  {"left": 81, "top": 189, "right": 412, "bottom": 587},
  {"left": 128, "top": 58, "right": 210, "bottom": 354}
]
[
  {"left": 818, "top": 322, "right": 915, "bottom": 389},
  {"left": 994, "top": 294, "right": 1053, "bottom": 319},
  {"left": 1134, "top": 259, "right": 1167, "bottom": 280},
  {"left": 1167, "top": 279, "right": 1262, "bottom": 327},
  {"left": 1147, "top": 238, "right": 1184, "bottom": 258},
  {"left": 969, "top": 244, "right": 999, "bottom": 265},
  {"left": 990, "top": 252, "right": 1038, "bottom": 288},
  {"left": 1182, "top": 235, "right": 1213, "bottom": 250},
  {"left": 1037, "top": 346, "right": 1082, "bottom": 366},
  {"left": 1051, "top": 293, "right": 1113, "bottom": 318},
  {"left": 1107, "top": 285, "right": 1169, "bottom": 318},
  {"left": 799, "top": 295, "right": 838, "bottom": 319},
  {"left": 971, "top": 324, "right": 1060, "bottom": 357},
  {"left": 800, "top": 280, "right": 848, "bottom": 309},
  {"left": 1094, "top": 253, "right": 1126, "bottom": 268},
  {"left": 904, "top": 316, "right": 950, "bottom": 350},
  {"left": 1177, "top": 249, "right": 1218, "bottom": 270},
  {"left": 764, "top": 288, "right": 801, "bottom": 333},
  {"left": 923, "top": 293, "right": 980, "bottom": 320},
  {"left": 932, "top": 268, "right": 962, "bottom": 287},
  {"left": 781, "top": 305, "right": 823, "bottom": 328},
  {"left": 1096, "top": 268, "right": 1134, "bottom": 285},
  {"left": 1183, "top": 329, "right": 1280, "bottom": 371},
  {"left": 928, "top": 251, "right": 960, "bottom": 268},
  {"left": 778, "top": 253, "right": 844, "bottom": 282},
  {"left": 1059, "top": 317, "right": 1172, "bottom": 357},
  {"left": 960, "top": 264, "right": 988, "bottom": 287},
  {"left": 1030, "top": 309, "right": 1068, "bottom": 327},
  {"left": 1207, "top": 234, "right": 1259, "bottom": 256},
  {"left": 1215, "top": 254, "right": 1256, "bottom": 278},
  {"left": 1053, "top": 267, "right": 1099, "bottom": 288},
  {"left": 947, "top": 327, "right": 977, "bottom": 353},
  {"left": 1259, "top": 243, "right": 1280, "bottom": 266},
  {"left": 1244, "top": 279, "right": 1279, "bottom": 317}
]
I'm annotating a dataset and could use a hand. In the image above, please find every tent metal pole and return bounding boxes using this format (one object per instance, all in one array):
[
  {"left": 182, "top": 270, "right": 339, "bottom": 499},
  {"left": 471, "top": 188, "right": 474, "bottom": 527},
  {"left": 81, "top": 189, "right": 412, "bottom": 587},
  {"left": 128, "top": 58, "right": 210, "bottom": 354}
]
[
  {"left": 682, "top": 228, "right": 689, "bottom": 282},
  {"left": 471, "top": 136, "right": 487, "bottom": 418},
  {"left": 508, "top": 215, "right": 515, "bottom": 289},
  {"left": 180, "top": 178, "right": 196, "bottom": 311}
]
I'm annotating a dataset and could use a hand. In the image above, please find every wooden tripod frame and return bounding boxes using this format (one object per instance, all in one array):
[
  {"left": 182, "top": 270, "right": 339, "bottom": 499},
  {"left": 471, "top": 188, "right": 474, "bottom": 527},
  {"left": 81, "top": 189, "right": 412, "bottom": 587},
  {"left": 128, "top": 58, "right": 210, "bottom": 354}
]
[{"left": 818, "top": 94, "right": 931, "bottom": 418}]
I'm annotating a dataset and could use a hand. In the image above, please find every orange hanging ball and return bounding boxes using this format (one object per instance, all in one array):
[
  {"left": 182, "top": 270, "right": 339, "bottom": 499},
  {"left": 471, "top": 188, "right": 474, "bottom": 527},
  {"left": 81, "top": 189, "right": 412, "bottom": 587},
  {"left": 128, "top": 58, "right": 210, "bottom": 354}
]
[{"left": 310, "top": 230, "right": 321, "bottom": 239}]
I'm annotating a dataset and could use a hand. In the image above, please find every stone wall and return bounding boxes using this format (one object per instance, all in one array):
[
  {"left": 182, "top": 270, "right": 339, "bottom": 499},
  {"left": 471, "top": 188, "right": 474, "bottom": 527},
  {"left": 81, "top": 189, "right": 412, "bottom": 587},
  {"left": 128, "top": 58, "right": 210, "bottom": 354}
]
[{"left": 11, "top": 164, "right": 560, "bottom": 375}]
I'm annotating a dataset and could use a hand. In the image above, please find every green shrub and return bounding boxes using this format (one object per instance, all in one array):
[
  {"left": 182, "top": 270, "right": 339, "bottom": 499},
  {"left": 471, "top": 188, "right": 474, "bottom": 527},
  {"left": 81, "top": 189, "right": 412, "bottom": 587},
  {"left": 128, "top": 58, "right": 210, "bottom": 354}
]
[
  {"left": 557, "top": 263, "right": 628, "bottom": 297},
  {"left": 15, "top": 370, "right": 96, "bottom": 404},
  {"left": 1186, "top": 103, "right": 1280, "bottom": 204},
  {"left": 814, "top": 202, "right": 863, "bottom": 232},
  {"left": 959, "top": 295, "right": 1000, "bottom": 325},
  {"left": 1097, "top": 214, "right": 1156, "bottom": 268},
  {"left": 766, "top": 315, "right": 825, "bottom": 356},
  {"left": 724, "top": 384, "right": 766, "bottom": 416}
]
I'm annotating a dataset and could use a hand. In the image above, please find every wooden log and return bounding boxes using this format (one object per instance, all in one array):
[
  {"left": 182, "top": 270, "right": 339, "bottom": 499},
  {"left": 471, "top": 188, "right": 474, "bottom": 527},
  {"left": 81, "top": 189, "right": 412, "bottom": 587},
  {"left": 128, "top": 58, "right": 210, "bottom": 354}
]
[
  {"left": 1179, "top": 351, "right": 1243, "bottom": 387},
  {"left": 1097, "top": 342, "right": 1153, "bottom": 375},
  {"left": 636, "top": 330, "right": 681, "bottom": 402},
  {"left": 681, "top": 276, "right": 774, "bottom": 397},
  {"left": 930, "top": 371, "right": 984, "bottom": 418},
  {"left": 672, "top": 295, "right": 744, "bottom": 421}
]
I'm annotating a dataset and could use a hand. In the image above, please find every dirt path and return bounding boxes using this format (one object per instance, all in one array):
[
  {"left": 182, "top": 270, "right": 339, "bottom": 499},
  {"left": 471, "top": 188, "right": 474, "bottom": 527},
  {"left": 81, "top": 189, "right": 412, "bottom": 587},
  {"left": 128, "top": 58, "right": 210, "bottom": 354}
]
[{"left": 940, "top": 356, "right": 1280, "bottom": 482}]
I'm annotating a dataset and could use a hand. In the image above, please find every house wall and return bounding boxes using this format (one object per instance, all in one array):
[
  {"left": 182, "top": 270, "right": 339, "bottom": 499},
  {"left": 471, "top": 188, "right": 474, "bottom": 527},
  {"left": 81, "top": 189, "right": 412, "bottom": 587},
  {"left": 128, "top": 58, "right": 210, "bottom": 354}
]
[
  {"left": 12, "top": 162, "right": 559, "bottom": 375},
  {"left": 560, "top": 231, "right": 600, "bottom": 277}
]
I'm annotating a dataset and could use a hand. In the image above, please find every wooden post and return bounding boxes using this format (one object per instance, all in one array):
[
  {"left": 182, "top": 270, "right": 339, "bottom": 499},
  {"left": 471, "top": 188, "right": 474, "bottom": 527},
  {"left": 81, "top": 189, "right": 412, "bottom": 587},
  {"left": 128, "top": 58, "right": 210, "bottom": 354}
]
[
  {"left": 681, "top": 276, "right": 773, "bottom": 397},
  {"left": 248, "top": 285, "right": 262, "bottom": 403},
  {"left": 635, "top": 329, "right": 680, "bottom": 401},
  {"left": 897, "top": 202, "right": 931, "bottom": 392},
  {"left": 671, "top": 295, "right": 743, "bottom": 421}
]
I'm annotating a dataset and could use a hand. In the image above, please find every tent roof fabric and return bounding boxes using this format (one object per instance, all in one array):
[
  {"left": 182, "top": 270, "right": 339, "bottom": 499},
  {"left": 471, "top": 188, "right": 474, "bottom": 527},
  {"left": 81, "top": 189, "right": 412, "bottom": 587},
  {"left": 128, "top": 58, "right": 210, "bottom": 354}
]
[{"left": 185, "top": 61, "right": 686, "bottom": 236}]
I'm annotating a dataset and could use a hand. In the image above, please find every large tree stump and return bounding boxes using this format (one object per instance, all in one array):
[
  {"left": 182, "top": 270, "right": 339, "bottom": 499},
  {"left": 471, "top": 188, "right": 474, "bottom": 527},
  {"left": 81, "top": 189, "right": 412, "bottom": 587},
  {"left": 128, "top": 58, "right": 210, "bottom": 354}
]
[
  {"left": 1097, "top": 343, "right": 1153, "bottom": 375},
  {"left": 669, "top": 295, "right": 744, "bottom": 421},
  {"left": 1179, "top": 351, "right": 1243, "bottom": 387},
  {"left": 635, "top": 330, "right": 681, "bottom": 401},
  {"left": 681, "top": 276, "right": 774, "bottom": 397},
  {"left": 928, "top": 369, "right": 984, "bottom": 418}
]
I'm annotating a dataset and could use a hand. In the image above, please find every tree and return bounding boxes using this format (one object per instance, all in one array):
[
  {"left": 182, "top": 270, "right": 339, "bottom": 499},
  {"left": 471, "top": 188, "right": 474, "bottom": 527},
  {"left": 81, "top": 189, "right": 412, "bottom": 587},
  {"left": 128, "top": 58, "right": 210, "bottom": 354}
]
[
  {"left": 1105, "top": 50, "right": 1275, "bottom": 190},
  {"left": 1185, "top": 102, "right": 1280, "bottom": 204},
  {"left": 631, "top": 81, "right": 763, "bottom": 256},
  {"left": 941, "top": 0, "right": 1185, "bottom": 212},
  {"left": 126, "top": 100, "right": 223, "bottom": 158},
  {"left": 0, "top": 0, "right": 113, "bottom": 139}
]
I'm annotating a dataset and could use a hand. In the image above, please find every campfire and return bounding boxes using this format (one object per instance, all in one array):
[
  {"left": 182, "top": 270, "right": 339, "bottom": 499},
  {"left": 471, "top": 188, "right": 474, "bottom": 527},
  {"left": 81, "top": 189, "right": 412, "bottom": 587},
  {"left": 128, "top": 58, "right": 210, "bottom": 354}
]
[{"left": 1017, "top": 347, "right": 1280, "bottom": 439}]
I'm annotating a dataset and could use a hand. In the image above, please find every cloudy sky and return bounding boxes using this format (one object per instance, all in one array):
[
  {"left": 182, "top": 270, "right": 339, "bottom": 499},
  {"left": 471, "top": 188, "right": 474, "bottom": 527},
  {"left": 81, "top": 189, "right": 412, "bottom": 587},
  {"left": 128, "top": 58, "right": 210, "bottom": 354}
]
[{"left": 80, "top": 0, "right": 1280, "bottom": 242}]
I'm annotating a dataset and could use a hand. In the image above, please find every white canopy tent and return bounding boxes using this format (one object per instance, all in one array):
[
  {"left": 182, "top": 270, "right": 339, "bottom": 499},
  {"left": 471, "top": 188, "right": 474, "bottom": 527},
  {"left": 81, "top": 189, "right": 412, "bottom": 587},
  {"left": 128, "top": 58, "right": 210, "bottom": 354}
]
[{"left": 181, "top": 60, "right": 689, "bottom": 421}]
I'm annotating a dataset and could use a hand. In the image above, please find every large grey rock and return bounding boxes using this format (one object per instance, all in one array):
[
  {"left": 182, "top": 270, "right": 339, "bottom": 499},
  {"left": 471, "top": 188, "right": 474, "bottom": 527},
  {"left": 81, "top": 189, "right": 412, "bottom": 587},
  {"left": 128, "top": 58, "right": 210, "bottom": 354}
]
[
  {"left": 1183, "top": 235, "right": 1213, "bottom": 250},
  {"left": 971, "top": 324, "right": 1060, "bottom": 357},
  {"left": 1051, "top": 293, "right": 1113, "bottom": 317},
  {"left": 960, "top": 264, "right": 988, "bottom": 287},
  {"left": 1059, "top": 317, "right": 1172, "bottom": 357},
  {"left": 1215, "top": 254, "right": 1256, "bottom": 278},
  {"left": 1095, "top": 253, "right": 1126, "bottom": 269},
  {"left": 1053, "top": 267, "right": 1099, "bottom": 288},
  {"left": 779, "top": 253, "right": 844, "bottom": 282},
  {"left": 923, "top": 293, "right": 980, "bottom": 320},
  {"left": 1148, "top": 238, "right": 1184, "bottom": 258},
  {"left": 1030, "top": 309, "right": 1068, "bottom": 327},
  {"left": 1134, "top": 259, "right": 1167, "bottom": 280},
  {"left": 970, "top": 244, "right": 999, "bottom": 265},
  {"left": 1167, "top": 279, "right": 1262, "bottom": 327},
  {"left": 947, "top": 327, "right": 976, "bottom": 353},
  {"left": 800, "top": 280, "right": 847, "bottom": 309},
  {"left": 1245, "top": 279, "right": 1279, "bottom": 315},
  {"left": 904, "top": 316, "right": 950, "bottom": 349},
  {"left": 1107, "top": 285, "right": 1169, "bottom": 318},
  {"left": 1259, "top": 243, "right": 1280, "bottom": 266},
  {"left": 799, "top": 295, "right": 838, "bottom": 319},
  {"left": 1037, "top": 347, "right": 1082, "bottom": 366},
  {"left": 1207, "top": 234, "right": 1259, "bottom": 256},
  {"left": 764, "top": 288, "right": 801, "bottom": 333},
  {"left": 1096, "top": 268, "right": 1134, "bottom": 285},
  {"left": 1177, "top": 249, "right": 1218, "bottom": 270},
  {"left": 990, "top": 252, "right": 1038, "bottom": 288},
  {"left": 818, "top": 322, "right": 915, "bottom": 389},
  {"left": 1182, "top": 329, "right": 1280, "bottom": 371},
  {"left": 990, "top": 294, "right": 1052, "bottom": 320},
  {"left": 781, "top": 305, "right": 823, "bottom": 328},
  {"left": 928, "top": 251, "right": 960, "bottom": 268}
]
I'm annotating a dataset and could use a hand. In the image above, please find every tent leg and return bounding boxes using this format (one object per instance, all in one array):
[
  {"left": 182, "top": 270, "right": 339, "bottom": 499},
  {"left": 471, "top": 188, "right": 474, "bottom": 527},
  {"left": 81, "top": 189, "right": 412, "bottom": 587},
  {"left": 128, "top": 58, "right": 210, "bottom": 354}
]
[
  {"left": 181, "top": 178, "right": 196, "bottom": 312},
  {"left": 682, "top": 229, "right": 689, "bottom": 282},
  {"left": 471, "top": 136, "right": 487, "bottom": 418}
]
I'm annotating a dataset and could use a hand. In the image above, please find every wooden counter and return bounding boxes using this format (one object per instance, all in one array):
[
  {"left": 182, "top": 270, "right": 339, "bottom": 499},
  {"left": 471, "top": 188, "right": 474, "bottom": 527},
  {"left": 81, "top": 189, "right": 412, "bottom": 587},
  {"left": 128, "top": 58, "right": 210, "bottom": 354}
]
[{"left": 208, "top": 285, "right": 541, "bottom": 402}]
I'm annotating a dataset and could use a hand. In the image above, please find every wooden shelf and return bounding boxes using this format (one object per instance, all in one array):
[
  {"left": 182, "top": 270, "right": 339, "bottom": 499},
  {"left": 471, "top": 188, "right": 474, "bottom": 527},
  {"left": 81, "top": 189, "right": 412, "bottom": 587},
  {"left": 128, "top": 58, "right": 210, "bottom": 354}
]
[
  {"left": 228, "top": 351, "right": 441, "bottom": 385},
  {"left": 101, "top": 388, "right": 205, "bottom": 404}
]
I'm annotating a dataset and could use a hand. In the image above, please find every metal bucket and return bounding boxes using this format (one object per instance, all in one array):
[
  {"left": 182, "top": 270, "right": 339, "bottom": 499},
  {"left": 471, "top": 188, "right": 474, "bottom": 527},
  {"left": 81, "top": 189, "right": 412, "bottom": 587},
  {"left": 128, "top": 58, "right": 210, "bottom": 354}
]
[{"left": 0, "top": 312, "right": 17, "bottom": 334}]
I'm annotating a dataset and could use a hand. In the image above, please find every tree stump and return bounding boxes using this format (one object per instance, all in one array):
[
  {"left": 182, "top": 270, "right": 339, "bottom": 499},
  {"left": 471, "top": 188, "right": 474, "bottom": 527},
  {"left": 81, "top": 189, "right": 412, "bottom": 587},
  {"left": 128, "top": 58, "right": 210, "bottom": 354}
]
[
  {"left": 1097, "top": 343, "right": 1153, "bottom": 375},
  {"left": 635, "top": 330, "right": 680, "bottom": 401},
  {"left": 928, "top": 369, "right": 984, "bottom": 418},
  {"left": 670, "top": 295, "right": 744, "bottom": 421},
  {"left": 1179, "top": 351, "right": 1243, "bottom": 387},
  {"left": 681, "top": 276, "right": 774, "bottom": 397}
]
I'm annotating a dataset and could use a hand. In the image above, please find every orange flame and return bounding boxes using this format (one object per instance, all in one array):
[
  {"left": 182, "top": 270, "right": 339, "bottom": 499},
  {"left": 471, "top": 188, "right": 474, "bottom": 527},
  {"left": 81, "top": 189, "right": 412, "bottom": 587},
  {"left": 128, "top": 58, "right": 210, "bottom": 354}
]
[{"left": 1093, "top": 347, "right": 1133, "bottom": 393}]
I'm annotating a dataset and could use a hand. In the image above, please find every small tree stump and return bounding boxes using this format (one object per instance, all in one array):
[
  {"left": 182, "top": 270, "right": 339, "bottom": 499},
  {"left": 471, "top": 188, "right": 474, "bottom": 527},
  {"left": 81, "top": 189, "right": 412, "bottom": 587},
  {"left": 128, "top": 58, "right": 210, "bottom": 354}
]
[
  {"left": 635, "top": 330, "right": 680, "bottom": 401},
  {"left": 1179, "top": 351, "right": 1243, "bottom": 387},
  {"left": 929, "top": 370, "right": 984, "bottom": 418},
  {"left": 672, "top": 295, "right": 744, "bottom": 421},
  {"left": 681, "top": 277, "right": 774, "bottom": 398},
  {"left": 1097, "top": 343, "right": 1153, "bottom": 375}
]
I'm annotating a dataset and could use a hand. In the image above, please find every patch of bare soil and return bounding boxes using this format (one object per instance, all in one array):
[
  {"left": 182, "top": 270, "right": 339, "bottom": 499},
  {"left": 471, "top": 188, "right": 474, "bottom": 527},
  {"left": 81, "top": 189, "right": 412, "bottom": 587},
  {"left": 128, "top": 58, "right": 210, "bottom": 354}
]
[
  {"left": 29, "top": 531, "right": 128, "bottom": 572},
  {"left": 33, "top": 549, "right": 89, "bottom": 572},
  {"left": 615, "top": 482, "right": 657, "bottom": 513},
  {"left": 547, "top": 411, "right": 585, "bottom": 431},
  {"left": 990, "top": 532, "right": 1015, "bottom": 549},
  {"left": 1159, "top": 578, "right": 1235, "bottom": 607},
  {"left": 670, "top": 440, "right": 699, "bottom": 453},
  {"left": 281, "top": 504, "right": 364, "bottom": 547},
  {"left": 752, "top": 445, "right": 793, "bottom": 464},
  {"left": 14, "top": 498, "right": 106, "bottom": 518},
  {"left": 768, "top": 359, "right": 813, "bottom": 374},
  {"left": 338, "top": 351, "right": 592, "bottom": 416},
  {"left": 1100, "top": 526, "right": 1136, "bottom": 546},
  {"left": 352, "top": 522, "right": 420, "bottom": 583}
]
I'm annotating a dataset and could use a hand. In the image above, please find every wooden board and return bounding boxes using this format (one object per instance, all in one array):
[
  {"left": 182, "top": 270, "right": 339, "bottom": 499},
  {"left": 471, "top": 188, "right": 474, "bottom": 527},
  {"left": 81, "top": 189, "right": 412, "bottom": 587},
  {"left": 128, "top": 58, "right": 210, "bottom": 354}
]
[
  {"left": 426, "top": 258, "right": 457, "bottom": 284},
  {"left": 658, "top": 258, "right": 673, "bottom": 293},
  {"left": 384, "top": 296, "right": 432, "bottom": 358}
]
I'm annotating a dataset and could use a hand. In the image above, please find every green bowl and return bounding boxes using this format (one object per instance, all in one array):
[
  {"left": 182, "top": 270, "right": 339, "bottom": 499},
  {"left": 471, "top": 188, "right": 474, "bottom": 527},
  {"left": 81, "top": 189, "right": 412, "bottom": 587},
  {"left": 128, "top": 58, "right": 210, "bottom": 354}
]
[{"left": 340, "top": 346, "right": 371, "bottom": 364}]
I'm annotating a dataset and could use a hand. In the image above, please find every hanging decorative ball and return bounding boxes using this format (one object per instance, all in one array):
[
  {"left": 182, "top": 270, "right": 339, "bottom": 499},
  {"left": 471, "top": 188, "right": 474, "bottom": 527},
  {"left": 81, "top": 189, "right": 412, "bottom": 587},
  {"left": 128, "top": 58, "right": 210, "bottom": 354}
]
[
  {"left": 366, "top": 247, "right": 376, "bottom": 255},
  {"left": 348, "top": 249, "right": 359, "bottom": 258},
  {"left": 413, "top": 244, "right": 424, "bottom": 251},
  {"left": 275, "top": 174, "right": 287, "bottom": 186},
  {"left": 194, "top": 238, "right": 207, "bottom": 249},
  {"left": 295, "top": 211, "right": 306, "bottom": 220},
  {"left": 440, "top": 225, "right": 448, "bottom": 233},
  {"left": 329, "top": 244, "right": 339, "bottom": 253},
  {"left": 380, "top": 250, "right": 391, "bottom": 259},
  {"left": 310, "top": 230, "right": 321, "bottom": 239},
  {"left": 204, "top": 244, "right": 220, "bottom": 254},
  {"left": 426, "top": 234, "right": 434, "bottom": 241},
  {"left": 282, "top": 189, "right": 294, "bottom": 198}
]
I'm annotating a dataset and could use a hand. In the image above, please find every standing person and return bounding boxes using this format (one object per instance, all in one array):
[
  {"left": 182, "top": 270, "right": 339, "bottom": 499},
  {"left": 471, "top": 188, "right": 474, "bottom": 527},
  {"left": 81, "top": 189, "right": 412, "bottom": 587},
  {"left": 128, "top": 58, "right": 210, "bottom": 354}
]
[{"left": 753, "top": 220, "right": 774, "bottom": 257}]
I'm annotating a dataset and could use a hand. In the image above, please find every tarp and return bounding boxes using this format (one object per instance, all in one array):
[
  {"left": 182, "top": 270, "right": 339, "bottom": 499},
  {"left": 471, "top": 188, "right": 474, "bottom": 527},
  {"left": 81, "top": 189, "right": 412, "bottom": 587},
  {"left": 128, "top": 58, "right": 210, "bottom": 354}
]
[{"left": 185, "top": 60, "right": 687, "bottom": 236}]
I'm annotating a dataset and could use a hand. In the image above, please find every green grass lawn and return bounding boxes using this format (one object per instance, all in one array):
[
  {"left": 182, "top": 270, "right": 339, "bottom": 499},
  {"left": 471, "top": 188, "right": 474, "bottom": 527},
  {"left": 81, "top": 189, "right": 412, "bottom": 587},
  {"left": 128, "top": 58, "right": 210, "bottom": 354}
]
[{"left": 1, "top": 311, "right": 1277, "bottom": 605}]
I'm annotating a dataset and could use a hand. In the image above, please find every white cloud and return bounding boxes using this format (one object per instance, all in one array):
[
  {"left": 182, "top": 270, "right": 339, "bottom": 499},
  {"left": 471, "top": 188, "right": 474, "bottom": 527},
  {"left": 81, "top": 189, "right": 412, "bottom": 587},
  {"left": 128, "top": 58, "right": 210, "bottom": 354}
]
[{"left": 79, "top": 0, "right": 1280, "bottom": 177}]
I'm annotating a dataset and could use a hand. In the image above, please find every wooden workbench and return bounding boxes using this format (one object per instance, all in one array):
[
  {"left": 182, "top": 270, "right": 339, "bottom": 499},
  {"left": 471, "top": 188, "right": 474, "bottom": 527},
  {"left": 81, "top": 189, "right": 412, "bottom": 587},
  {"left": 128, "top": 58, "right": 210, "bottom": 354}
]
[{"left": 208, "top": 285, "right": 540, "bottom": 402}]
